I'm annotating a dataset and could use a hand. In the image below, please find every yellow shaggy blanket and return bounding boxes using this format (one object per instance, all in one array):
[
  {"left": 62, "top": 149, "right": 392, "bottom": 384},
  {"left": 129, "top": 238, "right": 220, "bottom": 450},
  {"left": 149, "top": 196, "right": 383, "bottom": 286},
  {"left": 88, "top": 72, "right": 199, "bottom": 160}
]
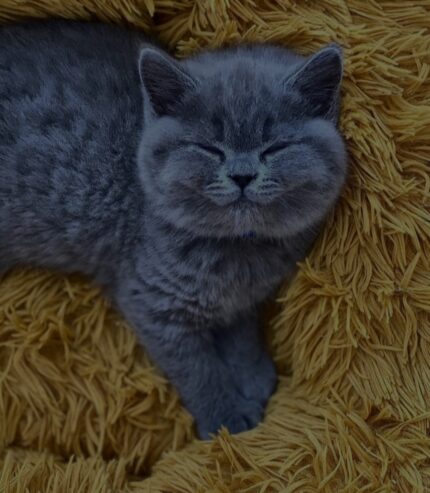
[{"left": 1, "top": 1, "right": 430, "bottom": 492}]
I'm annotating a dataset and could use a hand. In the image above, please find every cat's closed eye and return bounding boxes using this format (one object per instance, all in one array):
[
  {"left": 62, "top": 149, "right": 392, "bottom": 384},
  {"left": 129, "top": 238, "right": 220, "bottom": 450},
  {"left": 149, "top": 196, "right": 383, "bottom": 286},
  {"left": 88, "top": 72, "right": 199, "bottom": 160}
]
[
  {"left": 189, "top": 143, "right": 225, "bottom": 161},
  {"left": 260, "top": 142, "right": 292, "bottom": 161}
]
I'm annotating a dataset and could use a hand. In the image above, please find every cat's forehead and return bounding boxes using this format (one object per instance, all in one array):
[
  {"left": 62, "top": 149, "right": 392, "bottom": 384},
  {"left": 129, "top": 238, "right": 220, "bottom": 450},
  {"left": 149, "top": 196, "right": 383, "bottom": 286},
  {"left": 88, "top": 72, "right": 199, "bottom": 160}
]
[
  {"left": 209, "top": 62, "right": 276, "bottom": 104},
  {"left": 190, "top": 67, "right": 299, "bottom": 147}
]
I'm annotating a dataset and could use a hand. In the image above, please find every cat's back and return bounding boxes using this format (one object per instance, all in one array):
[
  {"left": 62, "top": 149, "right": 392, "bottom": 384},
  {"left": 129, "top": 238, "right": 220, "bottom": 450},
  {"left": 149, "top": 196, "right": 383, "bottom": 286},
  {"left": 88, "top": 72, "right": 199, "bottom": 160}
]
[
  {"left": 0, "top": 21, "right": 146, "bottom": 279},
  {"left": 0, "top": 20, "right": 142, "bottom": 84},
  {"left": 0, "top": 20, "right": 143, "bottom": 142},
  {"left": 0, "top": 21, "right": 145, "bottom": 176}
]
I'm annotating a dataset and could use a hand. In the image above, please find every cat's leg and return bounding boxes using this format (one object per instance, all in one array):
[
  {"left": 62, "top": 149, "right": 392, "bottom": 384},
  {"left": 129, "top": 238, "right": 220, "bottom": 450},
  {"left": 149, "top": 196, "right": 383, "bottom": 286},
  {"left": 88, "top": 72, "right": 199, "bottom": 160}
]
[
  {"left": 143, "top": 320, "right": 270, "bottom": 438},
  {"left": 0, "top": 258, "right": 10, "bottom": 278},
  {"left": 116, "top": 284, "right": 276, "bottom": 438},
  {"left": 212, "top": 313, "right": 277, "bottom": 408}
]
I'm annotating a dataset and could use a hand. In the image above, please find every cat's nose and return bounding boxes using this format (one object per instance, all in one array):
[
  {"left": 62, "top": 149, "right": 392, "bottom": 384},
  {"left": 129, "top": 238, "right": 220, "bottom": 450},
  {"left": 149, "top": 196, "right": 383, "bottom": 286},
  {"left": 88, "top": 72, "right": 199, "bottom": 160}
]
[{"left": 228, "top": 174, "right": 257, "bottom": 191}]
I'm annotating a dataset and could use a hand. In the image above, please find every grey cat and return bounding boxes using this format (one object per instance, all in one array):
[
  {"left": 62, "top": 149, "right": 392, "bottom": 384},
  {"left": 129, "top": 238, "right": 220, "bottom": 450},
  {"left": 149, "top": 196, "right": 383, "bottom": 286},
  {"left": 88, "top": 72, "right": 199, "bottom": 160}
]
[{"left": 0, "top": 20, "right": 347, "bottom": 438}]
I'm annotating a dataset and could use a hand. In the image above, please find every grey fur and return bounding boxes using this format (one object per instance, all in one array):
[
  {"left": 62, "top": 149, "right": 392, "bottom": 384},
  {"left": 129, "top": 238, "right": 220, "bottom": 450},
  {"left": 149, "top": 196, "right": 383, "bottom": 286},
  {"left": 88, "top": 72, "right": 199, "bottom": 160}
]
[{"left": 0, "top": 20, "right": 347, "bottom": 438}]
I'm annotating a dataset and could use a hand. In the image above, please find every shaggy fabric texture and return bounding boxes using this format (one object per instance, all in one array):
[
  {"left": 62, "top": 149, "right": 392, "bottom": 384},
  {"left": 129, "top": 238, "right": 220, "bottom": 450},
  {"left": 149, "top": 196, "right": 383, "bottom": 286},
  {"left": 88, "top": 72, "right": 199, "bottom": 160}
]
[{"left": 1, "top": 1, "right": 430, "bottom": 491}]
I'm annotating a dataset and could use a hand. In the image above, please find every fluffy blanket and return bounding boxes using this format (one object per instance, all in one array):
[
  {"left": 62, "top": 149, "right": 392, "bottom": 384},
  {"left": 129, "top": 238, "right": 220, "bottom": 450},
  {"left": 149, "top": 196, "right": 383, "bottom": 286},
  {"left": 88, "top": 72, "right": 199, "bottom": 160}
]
[{"left": 0, "top": 1, "right": 429, "bottom": 491}]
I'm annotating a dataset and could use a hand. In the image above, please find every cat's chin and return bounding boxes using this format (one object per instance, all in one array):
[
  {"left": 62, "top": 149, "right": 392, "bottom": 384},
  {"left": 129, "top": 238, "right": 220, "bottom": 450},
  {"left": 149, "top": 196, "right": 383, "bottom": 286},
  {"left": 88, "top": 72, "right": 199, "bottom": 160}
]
[
  {"left": 205, "top": 191, "right": 278, "bottom": 208},
  {"left": 160, "top": 194, "right": 310, "bottom": 240},
  {"left": 230, "top": 197, "right": 257, "bottom": 208}
]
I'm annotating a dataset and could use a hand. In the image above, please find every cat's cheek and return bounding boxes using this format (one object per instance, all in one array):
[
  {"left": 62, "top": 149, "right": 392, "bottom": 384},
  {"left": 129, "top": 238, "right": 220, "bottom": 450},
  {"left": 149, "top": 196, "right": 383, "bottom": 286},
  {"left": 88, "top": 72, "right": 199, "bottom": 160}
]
[
  {"left": 275, "top": 151, "right": 326, "bottom": 185},
  {"left": 154, "top": 154, "right": 188, "bottom": 187}
]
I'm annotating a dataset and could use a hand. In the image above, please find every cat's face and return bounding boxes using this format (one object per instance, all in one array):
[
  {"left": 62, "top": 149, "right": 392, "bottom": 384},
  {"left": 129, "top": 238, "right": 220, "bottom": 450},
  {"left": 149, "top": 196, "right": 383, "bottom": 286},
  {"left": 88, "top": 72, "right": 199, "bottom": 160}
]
[{"left": 137, "top": 45, "right": 347, "bottom": 239}]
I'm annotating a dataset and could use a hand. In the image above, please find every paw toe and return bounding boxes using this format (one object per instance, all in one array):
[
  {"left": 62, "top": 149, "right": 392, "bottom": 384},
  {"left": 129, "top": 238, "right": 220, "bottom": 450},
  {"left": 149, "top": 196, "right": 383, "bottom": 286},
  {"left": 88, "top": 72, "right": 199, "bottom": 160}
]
[{"left": 197, "top": 400, "right": 264, "bottom": 438}]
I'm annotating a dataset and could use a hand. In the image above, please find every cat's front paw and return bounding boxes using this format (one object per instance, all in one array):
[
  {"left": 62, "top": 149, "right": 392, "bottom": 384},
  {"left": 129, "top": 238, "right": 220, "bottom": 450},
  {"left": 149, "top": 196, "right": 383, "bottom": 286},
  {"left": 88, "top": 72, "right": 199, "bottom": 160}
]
[
  {"left": 189, "top": 356, "right": 277, "bottom": 439},
  {"left": 194, "top": 390, "right": 265, "bottom": 439},
  {"left": 232, "top": 349, "right": 277, "bottom": 404}
]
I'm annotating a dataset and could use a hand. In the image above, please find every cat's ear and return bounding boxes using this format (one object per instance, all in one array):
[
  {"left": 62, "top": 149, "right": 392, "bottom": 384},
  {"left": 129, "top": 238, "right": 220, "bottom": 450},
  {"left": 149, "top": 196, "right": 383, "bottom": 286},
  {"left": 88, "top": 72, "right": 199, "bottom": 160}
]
[
  {"left": 139, "top": 48, "right": 197, "bottom": 117},
  {"left": 285, "top": 45, "right": 343, "bottom": 119}
]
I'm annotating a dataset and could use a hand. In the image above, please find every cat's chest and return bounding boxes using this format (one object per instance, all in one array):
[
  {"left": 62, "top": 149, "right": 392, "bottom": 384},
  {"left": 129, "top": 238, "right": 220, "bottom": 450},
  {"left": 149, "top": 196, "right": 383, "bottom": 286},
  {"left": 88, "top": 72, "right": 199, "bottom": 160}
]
[{"left": 147, "top": 237, "right": 293, "bottom": 323}]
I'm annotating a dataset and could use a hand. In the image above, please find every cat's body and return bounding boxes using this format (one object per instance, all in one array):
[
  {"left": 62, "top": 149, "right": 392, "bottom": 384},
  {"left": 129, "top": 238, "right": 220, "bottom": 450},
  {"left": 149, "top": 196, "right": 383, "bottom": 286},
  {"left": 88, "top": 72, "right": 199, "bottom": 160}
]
[
  {"left": 0, "top": 20, "right": 347, "bottom": 437},
  {"left": 0, "top": 22, "right": 143, "bottom": 284}
]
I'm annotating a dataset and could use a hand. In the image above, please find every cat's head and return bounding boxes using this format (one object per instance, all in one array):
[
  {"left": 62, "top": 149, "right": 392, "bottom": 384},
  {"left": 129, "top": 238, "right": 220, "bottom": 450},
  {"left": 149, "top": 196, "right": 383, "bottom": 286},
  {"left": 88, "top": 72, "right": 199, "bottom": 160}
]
[{"left": 137, "top": 44, "right": 347, "bottom": 239}]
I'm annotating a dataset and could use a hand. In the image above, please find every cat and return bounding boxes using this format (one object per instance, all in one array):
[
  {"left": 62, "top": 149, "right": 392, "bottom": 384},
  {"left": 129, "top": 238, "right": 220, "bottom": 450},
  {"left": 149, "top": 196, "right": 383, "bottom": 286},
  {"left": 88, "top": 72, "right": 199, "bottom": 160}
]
[{"left": 0, "top": 20, "right": 347, "bottom": 438}]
